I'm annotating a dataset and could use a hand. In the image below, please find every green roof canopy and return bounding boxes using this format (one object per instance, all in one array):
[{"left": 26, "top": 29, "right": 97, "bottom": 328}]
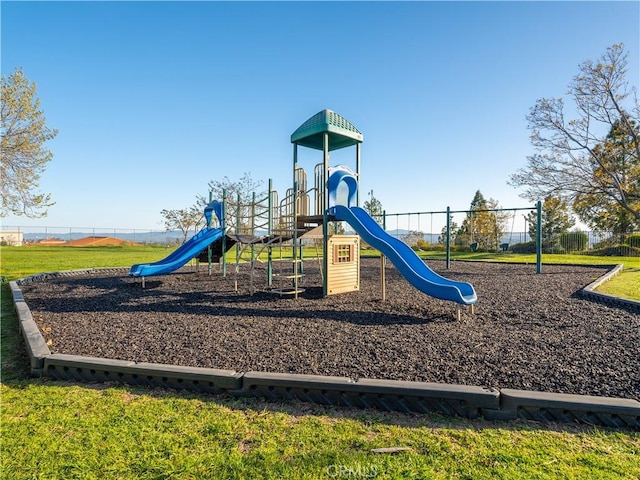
[{"left": 291, "top": 109, "right": 363, "bottom": 151}]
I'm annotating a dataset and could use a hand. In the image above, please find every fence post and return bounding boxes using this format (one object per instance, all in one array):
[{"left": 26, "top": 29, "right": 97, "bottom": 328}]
[
  {"left": 222, "top": 188, "right": 227, "bottom": 277},
  {"left": 204, "top": 191, "right": 211, "bottom": 274},
  {"left": 446, "top": 206, "right": 451, "bottom": 270},
  {"left": 536, "top": 200, "right": 542, "bottom": 274}
]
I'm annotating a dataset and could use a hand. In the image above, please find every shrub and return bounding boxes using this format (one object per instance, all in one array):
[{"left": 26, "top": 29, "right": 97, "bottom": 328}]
[
  {"left": 510, "top": 241, "right": 537, "bottom": 254},
  {"left": 415, "top": 239, "right": 431, "bottom": 250},
  {"left": 586, "top": 244, "right": 640, "bottom": 257},
  {"left": 559, "top": 232, "right": 588, "bottom": 252},
  {"left": 402, "top": 231, "right": 425, "bottom": 248},
  {"left": 625, "top": 233, "right": 640, "bottom": 249},
  {"left": 592, "top": 235, "right": 619, "bottom": 250},
  {"left": 544, "top": 242, "right": 565, "bottom": 254}
]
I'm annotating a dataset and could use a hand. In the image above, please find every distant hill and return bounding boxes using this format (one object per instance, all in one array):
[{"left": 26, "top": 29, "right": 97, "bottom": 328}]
[
  {"left": 16, "top": 229, "right": 525, "bottom": 247},
  {"left": 32, "top": 236, "right": 141, "bottom": 246},
  {"left": 21, "top": 230, "right": 187, "bottom": 245},
  {"left": 66, "top": 236, "right": 141, "bottom": 246}
]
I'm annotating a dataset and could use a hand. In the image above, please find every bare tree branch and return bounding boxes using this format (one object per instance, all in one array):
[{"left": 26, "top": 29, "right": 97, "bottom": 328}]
[{"left": 509, "top": 44, "right": 640, "bottom": 232}]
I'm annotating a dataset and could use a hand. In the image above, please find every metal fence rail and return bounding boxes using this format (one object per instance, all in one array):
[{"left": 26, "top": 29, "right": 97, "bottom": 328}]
[
  {"left": 1, "top": 226, "right": 180, "bottom": 246},
  {"left": 3, "top": 224, "right": 639, "bottom": 257}
]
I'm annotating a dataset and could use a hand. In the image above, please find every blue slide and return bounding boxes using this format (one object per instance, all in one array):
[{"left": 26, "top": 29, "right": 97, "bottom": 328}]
[
  {"left": 129, "top": 227, "right": 224, "bottom": 277},
  {"left": 331, "top": 205, "right": 477, "bottom": 305}
]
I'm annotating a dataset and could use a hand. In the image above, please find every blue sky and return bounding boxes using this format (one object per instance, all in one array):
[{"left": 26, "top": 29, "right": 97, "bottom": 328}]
[{"left": 2, "top": 1, "right": 639, "bottom": 233}]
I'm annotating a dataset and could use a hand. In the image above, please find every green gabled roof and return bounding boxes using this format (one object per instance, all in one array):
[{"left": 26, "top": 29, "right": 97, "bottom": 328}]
[{"left": 291, "top": 109, "right": 363, "bottom": 151}]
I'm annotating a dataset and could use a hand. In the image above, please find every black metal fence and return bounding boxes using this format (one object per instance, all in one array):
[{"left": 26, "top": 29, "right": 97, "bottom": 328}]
[{"left": 388, "top": 230, "right": 640, "bottom": 257}]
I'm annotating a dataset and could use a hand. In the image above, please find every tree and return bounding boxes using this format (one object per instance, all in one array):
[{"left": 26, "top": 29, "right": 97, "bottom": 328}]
[
  {"left": 509, "top": 44, "right": 640, "bottom": 232},
  {"left": 455, "top": 191, "right": 507, "bottom": 251},
  {"left": 487, "top": 198, "right": 510, "bottom": 251},
  {"left": 403, "top": 230, "right": 425, "bottom": 248},
  {"left": 198, "top": 172, "right": 265, "bottom": 234},
  {"left": 525, "top": 196, "right": 575, "bottom": 243},
  {"left": 160, "top": 206, "right": 205, "bottom": 244},
  {"left": 455, "top": 191, "right": 488, "bottom": 248},
  {"left": 328, "top": 221, "right": 345, "bottom": 235},
  {"left": 203, "top": 172, "right": 264, "bottom": 204},
  {"left": 468, "top": 190, "right": 487, "bottom": 211},
  {"left": 439, "top": 216, "right": 458, "bottom": 245},
  {"left": 363, "top": 189, "right": 384, "bottom": 226},
  {"left": 1, "top": 68, "right": 58, "bottom": 218},
  {"left": 572, "top": 120, "right": 640, "bottom": 234}
]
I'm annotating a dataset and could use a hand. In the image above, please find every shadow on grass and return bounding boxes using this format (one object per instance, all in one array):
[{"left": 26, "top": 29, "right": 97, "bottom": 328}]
[{"left": 5, "top": 375, "right": 630, "bottom": 435}]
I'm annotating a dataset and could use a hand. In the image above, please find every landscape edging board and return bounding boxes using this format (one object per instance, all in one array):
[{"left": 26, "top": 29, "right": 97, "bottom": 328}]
[
  {"left": 487, "top": 388, "right": 640, "bottom": 428},
  {"left": 43, "top": 353, "right": 243, "bottom": 394},
  {"left": 238, "top": 371, "right": 500, "bottom": 419},
  {"left": 9, "top": 268, "right": 640, "bottom": 429},
  {"left": 10, "top": 280, "right": 52, "bottom": 376}
]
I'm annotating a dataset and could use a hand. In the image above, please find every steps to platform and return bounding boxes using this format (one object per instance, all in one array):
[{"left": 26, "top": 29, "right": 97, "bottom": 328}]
[{"left": 269, "top": 287, "right": 306, "bottom": 296}]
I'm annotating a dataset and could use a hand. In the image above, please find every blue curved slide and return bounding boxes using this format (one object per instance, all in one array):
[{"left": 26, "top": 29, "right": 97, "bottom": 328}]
[
  {"left": 129, "top": 227, "right": 224, "bottom": 277},
  {"left": 331, "top": 205, "right": 477, "bottom": 305}
]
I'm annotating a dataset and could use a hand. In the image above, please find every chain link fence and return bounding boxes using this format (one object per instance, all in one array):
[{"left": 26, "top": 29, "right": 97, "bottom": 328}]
[{"left": 0, "top": 226, "right": 186, "bottom": 247}]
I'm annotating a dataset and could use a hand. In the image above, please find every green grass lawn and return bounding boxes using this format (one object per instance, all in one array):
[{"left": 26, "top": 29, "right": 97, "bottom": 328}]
[
  {"left": 597, "top": 267, "right": 640, "bottom": 300},
  {"left": 0, "top": 245, "right": 170, "bottom": 280},
  {"left": 1, "top": 246, "right": 639, "bottom": 479}
]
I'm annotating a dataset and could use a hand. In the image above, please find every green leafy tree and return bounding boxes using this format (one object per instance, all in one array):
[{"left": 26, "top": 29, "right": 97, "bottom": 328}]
[
  {"left": 160, "top": 206, "right": 205, "bottom": 244},
  {"left": 469, "top": 190, "right": 487, "bottom": 211},
  {"left": 488, "top": 198, "right": 510, "bottom": 250},
  {"left": 526, "top": 196, "right": 575, "bottom": 243},
  {"left": 509, "top": 44, "right": 639, "bottom": 231},
  {"left": 456, "top": 192, "right": 508, "bottom": 251},
  {"left": 456, "top": 191, "right": 505, "bottom": 250},
  {"left": 572, "top": 120, "right": 640, "bottom": 234},
  {"left": 439, "top": 216, "right": 458, "bottom": 245},
  {"left": 363, "top": 189, "right": 384, "bottom": 226},
  {"left": 1, "top": 68, "right": 58, "bottom": 218},
  {"left": 456, "top": 191, "right": 486, "bottom": 247}
]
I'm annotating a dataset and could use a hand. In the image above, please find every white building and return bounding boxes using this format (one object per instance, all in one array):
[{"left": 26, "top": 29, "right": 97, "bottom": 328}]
[{"left": 0, "top": 231, "right": 24, "bottom": 246}]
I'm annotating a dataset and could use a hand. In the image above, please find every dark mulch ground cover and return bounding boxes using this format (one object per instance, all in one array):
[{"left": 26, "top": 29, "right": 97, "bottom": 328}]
[{"left": 18, "top": 258, "right": 640, "bottom": 401}]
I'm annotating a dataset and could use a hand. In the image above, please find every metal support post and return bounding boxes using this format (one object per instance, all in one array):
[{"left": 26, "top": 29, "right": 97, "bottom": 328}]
[
  {"left": 222, "top": 188, "right": 227, "bottom": 277},
  {"left": 446, "top": 206, "right": 451, "bottom": 270},
  {"left": 207, "top": 190, "right": 213, "bottom": 275},
  {"left": 536, "top": 200, "right": 542, "bottom": 274}
]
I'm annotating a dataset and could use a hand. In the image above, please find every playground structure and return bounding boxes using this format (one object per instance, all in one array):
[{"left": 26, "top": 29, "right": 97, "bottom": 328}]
[
  {"left": 15, "top": 111, "right": 639, "bottom": 428},
  {"left": 130, "top": 109, "right": 478, "bottom": 307},
  {"left": 129, "top": 201, "right": 224, "bottom": 285}
]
